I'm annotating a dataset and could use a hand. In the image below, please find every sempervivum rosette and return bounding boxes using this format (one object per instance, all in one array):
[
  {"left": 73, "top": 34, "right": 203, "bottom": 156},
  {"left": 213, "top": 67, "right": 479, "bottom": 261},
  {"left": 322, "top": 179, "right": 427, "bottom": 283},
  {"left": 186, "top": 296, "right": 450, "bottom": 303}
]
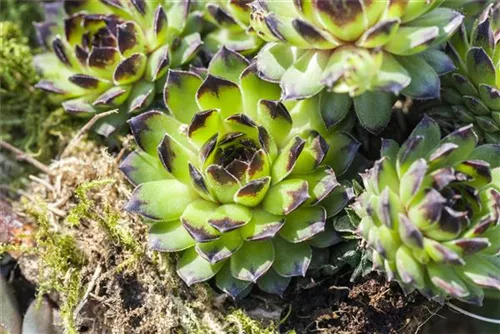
[
  {"left": 441, "top": 3, "right": 500, "bottom": 143},
  {"left": 120, "top": 47, "right": 358, "bottom": 298},
  {"left": 249, "top": 0, "right": 463, "bottom": 134},
  {"left": 201, "top": 0, "right": 263, "bottom": 55},
  {"left": 34, "top": 0, "right": 202, "bottom": 135},
  {"left": 354, "top": 116, "right": 500, "bottom": 305}
]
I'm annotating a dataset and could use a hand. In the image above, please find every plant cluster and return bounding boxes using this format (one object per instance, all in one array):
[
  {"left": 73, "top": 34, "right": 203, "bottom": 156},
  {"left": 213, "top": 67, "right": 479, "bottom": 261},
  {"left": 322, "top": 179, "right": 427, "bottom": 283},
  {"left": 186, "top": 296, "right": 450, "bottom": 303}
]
[{"left": 5, "top": 0, "right": 500, "bottom": 316}]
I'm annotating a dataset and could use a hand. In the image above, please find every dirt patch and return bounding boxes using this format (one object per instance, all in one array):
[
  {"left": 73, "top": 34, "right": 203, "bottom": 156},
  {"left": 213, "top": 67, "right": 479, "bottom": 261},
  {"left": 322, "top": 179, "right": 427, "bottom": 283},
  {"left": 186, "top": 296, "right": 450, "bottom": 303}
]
[{"left": 280, "top": 272, "right": 435, "bottom": 333}]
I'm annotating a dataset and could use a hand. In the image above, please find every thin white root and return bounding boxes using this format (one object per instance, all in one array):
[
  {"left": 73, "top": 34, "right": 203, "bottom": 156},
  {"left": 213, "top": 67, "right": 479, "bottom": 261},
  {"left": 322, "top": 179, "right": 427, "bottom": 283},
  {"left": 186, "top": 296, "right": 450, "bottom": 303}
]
[{"left": 447, "top": 302, "right": 500, "bottom": 325}]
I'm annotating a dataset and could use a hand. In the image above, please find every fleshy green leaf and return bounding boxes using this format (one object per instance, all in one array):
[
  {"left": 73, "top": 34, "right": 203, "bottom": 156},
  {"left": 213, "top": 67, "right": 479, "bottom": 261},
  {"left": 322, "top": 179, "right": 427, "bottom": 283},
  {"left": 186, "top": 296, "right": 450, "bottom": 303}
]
[
  {"left": 230, "top": 240, "right": 274, "bottom": 282},
  {"left": 127, "top": 80, "right": 155, "bottom": 113},
  {"left": 126, "top": 180, "right": 198, "bottom": 221},
  {"left": 257, "top": 100, "right": 292, "bottom": 147},
  {"left": 240, "top": 209, "right": 285, "bottom": 241},
  {"left": 470, "top": 145, "right": 500, "bottom": 168},
  {"left": 271, "top": 136, "right": 305, "bottom": 184},
  {"left": 177, "top": 248, "right": 225, "bottom": 286},
  {"left": 158, "top": 134, "right": 197, "bottom": 184},
  {"left": 129, "top": 111, "right": 191, "bottom": 156},
  {"left": 205, "top": 165, "right": 241, "bottom": 204},
  {"left": 307, "top": 220, "right": 342, "bottom": 248},
  {"left": 240, "top": 64, "right": 281, "bottom": 119},
  {"left": 234, "top": 177, "right": 271, "bottom": 207},
  {"left": 170, "top": 32, "right": 202, "bottom": 66},
  {"left": 262, "top": 179, "right": 309, "bottom": 215},
  {"left": 208, "top": 46, "right": 249, "bottom": 83},
  {"left": 148, "top": 220, "right": 195, "bottom": 252},
  {"left": 164, "top": 70, "right": 203, "bottom": 124},
  {"left": 196, "top": 230, "right": 243, "bottom": 264},
  {"left": 353, "top": 91, "right": 393, "bottom": 134},
  {"left": 273, "top": 237, "right": 311, "bottom": 277},
  {"left": 256, "top": 268, "right": 291, "bottom": 296},
  {"left": 322, "top": 132, "right": 360, "bottom": 176},
  {"left": 215, "top": 264, "right": 252, "bottom": 299},
  {"left": 208, "top": 204, "right": 252, "bottom": 233},
  {"left": 180, "top": 199, "right": 221, "bottom": 242},
  {"left": 298, "top": 166, "right": 339, "bottom": 205},
  {"left": 397, "top": 55, "right": 440, "bottom": 99},
  {"left": 321, "top": 185, "right": 352, "bottom": 218},
  {"left": 397, "top": 116, "right": 440, "bottom": 176},
  {"left": 255, "top": 42, "right": 297, "bottom": 82},
  {"left": 188, "top": 109, "right": 222, "bottom": 148},
  {"left": 319, "top": 91, "right": 352, "bottom": 129},
  {"left": 120, "top": 150, "right": 171, "bottom": 186},
  {"left": 196, "top": 74, "right": 242, "bottom": 118},
  {"left": 113, "top": 53, "right": 147, "bottom": 85},
  {"left": 279, "top": 206, "right": 326, "bottom": 243},
  {"left": 281, "top": 50, "right": 329, "bottom": 99}
]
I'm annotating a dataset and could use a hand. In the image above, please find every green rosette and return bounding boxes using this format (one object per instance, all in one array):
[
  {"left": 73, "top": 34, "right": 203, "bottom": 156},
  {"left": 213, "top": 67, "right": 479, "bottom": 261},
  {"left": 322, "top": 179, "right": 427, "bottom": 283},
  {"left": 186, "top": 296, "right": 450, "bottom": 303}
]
[
  {"left": 34, "top": 0, "right": 203, "bottom": 136},
  {"left": 249, "top": 0, "right": 463, "bottom": 134},
  {"left": 354, "top": 115, "right": 500, "bottom": 305},
  {"left": 441, "top": 3, "right": 500, "bottom": 143},
  {"left": 120, "top": 47, "right": 359, "bottom": 298}
]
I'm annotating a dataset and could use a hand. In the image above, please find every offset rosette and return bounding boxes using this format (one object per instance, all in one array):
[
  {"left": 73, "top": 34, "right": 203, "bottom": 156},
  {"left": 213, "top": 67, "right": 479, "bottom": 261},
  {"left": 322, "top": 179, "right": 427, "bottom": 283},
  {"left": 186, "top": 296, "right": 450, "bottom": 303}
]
[
  {"left": 34, "top": 0, "right": 202, "bottom": 135},
  {"left": 249, "top": 0, "right": 463, "bottom": 133},
  {"left": 120, "top": 47, "right": 358, "bottom": 297},
  {"left": 354, "top": 116, "right": 500, "bottom": 305},
  {"left": 441, "top": 4, "right": 500, "bottom": 143},
  {"left": 201, "top": 0, "right": 263, "bottom": 55}
]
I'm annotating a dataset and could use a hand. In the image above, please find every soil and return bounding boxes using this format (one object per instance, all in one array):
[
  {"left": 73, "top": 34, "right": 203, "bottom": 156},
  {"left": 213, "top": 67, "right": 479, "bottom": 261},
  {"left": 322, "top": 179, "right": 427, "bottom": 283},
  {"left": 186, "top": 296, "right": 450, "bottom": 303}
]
[{"left": 276, "top": 272, "right": 433, "bottom": 333}]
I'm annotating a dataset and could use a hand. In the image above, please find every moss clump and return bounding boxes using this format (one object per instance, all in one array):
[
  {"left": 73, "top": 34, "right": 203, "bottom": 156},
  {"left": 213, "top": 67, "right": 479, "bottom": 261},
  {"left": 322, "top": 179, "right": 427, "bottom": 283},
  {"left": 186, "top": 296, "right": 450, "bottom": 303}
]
[
  {"left": 0, "top": 21, "right": 45, "bottom": 138},
  {"left": 225, "top": 309, "right": 282, "bottom": 334},
  {"left": 0, "top": 21, "right": 81, "bottom": 170},
  {"left": 0, "top": 0, "right": 43, "bottom": 44},
  {"left": 9, "top": 139, "right": 274, "bottom": 333},
  {"left": 5, "top": 200, "right": 85, "bottom": 334}
]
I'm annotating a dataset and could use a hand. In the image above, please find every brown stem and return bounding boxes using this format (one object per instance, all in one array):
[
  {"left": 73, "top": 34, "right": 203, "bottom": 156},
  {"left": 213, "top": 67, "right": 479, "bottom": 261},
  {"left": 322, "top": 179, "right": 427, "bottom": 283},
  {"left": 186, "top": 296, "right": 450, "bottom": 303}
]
[
  {"left": 0, "top": 140, "right": 53, "bottom": 175},
  {"left": 60, "top": 109, "right": 118, "bottom": 158}
]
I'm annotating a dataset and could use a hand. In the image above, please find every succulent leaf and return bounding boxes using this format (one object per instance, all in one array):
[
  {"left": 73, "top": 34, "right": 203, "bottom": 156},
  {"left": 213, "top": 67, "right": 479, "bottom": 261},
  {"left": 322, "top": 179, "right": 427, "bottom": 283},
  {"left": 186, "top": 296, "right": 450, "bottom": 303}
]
[
  {"left": 148, "top": 220, "right": 196, "bottom": 252},
  {"left": 177, "top": 248, "right": 225, "bottom": 286},
  {"left": 230, "top": 240, "right": 274, "bottom": 282}
]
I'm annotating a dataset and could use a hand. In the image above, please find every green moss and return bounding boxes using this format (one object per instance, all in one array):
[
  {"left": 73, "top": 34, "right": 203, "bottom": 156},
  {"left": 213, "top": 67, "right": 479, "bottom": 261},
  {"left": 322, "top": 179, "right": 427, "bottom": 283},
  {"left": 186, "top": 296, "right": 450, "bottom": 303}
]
[
  {"left": 0, "top": 21, "right": 42, "bottom": 129},
  {"left": 0, "top": 0, "right": 43, "bottom": 44},
  {"left": 0, "top": 21, "right": 79, "bottom": 165},
  {"left": 66, "top": 179, "right": 140, "bottom": 252},
  {"left": 66, "top": 179, "right": 142, "bottom": 271},
  {"left": 21, "top": 199, "right": 85, "bottom": 334},
  {"left": 223, "top": 309, "right": 278, "bottom": 334}
]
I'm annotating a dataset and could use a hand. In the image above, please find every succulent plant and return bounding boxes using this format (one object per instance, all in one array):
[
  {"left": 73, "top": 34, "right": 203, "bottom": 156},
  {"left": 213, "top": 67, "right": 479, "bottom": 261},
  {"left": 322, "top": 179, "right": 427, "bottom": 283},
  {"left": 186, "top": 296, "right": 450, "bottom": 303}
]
[
  {"left": 441, "top": 3, "right": 500, "bottom": 143},
  {"left": 201, "top": 0, "right": 263, "bottom": 55},
  {"left": 354, "top": 115, "right": 500, "bottom": 305},
  {"left": 249, "top": 0, "right": 464, "bottom": 134},
  {"left": 34, "top": 0, "right": 202, "bottom": 136},
  {"left": 120, "top": 47, "right": 358, "bottom": 297}
]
